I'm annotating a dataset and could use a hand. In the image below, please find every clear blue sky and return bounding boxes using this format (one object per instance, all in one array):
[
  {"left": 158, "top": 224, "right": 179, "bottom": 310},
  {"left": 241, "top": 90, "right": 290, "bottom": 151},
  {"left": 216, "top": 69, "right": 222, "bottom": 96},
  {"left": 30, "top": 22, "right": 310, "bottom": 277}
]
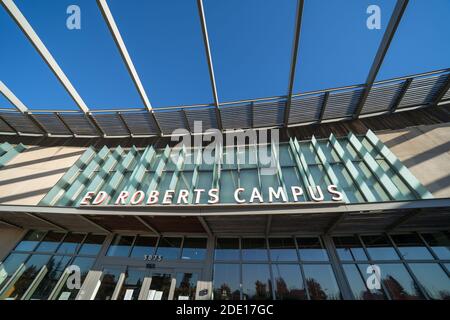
[{"left": 0, "top": 0, "right": 449, "bottom": 110}]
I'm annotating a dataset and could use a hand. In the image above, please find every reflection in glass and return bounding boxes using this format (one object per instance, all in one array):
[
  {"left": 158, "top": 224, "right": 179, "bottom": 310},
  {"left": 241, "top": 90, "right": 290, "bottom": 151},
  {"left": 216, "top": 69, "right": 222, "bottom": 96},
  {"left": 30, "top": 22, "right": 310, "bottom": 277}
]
[
  {"left": 174, "top": 272, "right": 198, "bottom": 300},
  {"left": 57, "top": 233, "right": 85, "bottom": 254},
  {"left": 421, "top": 232, "right": 450, "bottom": 260},
  {"left": 342, "top": 264, "right": 386, "bottom": 300},
  {"left": 35, "top": 232, "right": 65, "bottom": 253},
  {"left": 156, "top": 237, "right": 182, "bottom": 260},
  {"left": 270, "top": 264, "right": 306, "bottom": 300},
  {"left": 54, "top": 257, "right": 94, "bottom": 300},
  {"left": 0, "top": 254, "right": 50, "bottom": 300},
  {"left": 0, "top": 253, "right": 29, "bottom": 292},
  {"left": 117, "top": 269, "right": 147, "bottom": 300},
  {"left": 239, "top": 169, "right": 259, "bottom": 201},
  {"left": 242, "top": 264, "right": 272, "bottom": 300},
  {"left": 215, "top": 238, "right": 239, "bottom": 261},
  {"left": 95, "top": 268, "right": 123, "bottom": 300},
  {"left": 78, "top": 234, "right": 106, "bottom": 255},
  {"left": 14, "top": 231, "right": 46, "bottom": 252},
  {"left": 297, "top": 237, "right": 329, "bottom": 261},
  {"left": 181, "top": 238, "right": 207, "bottom": 260},
  {"left": 268, "top": 238, "right": 298, "bottom": 261},
  {"left": 379, "top": 264, "right": 423, "bottom": 300},
  {"left": 107, "top": 235, "right": 134, "bottom": 257},
  {"left": 213, "top": 264, "right": 240, "bottom": 300},
  {"left": 390, "top": 234, "right": 433, "bottom": 260},
  {"left": 130, "top": 236, "right": 157, "bottom": 258},
  {"left": 408, "top": 263, "right": 450, "bottom": 300},
  {"left": 361, "top": 235, "right": 399, "bottom": 260},
  {"left": 241, "top": 238, "right": 268, "bottom": 261},
  {"left": 333, "top": 236, "right": 367, "bottom": 261},
  {"left": 219, "top": 170, "right": 238, "bottom": 203},
  {"left": 303, "top": 264, "right": 341, "bottom": 300},
  {"left": 149, "top": 273, "right": 172, "bottom": 300}
]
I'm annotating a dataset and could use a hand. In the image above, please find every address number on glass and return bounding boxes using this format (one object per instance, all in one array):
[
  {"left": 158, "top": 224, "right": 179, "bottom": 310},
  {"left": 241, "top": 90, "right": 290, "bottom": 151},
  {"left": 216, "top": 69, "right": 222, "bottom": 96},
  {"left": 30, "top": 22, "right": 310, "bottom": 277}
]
[{"left": 144, "top": 254, "right": 163, "bottom": 262}]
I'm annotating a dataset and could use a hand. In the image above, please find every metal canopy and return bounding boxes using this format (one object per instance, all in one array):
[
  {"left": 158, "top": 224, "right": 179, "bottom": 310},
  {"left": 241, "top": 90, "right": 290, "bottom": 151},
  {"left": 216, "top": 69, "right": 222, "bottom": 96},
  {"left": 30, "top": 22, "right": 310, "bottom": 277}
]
[{"left": 0, "top": 0, "right": 449, "bottom": 138}]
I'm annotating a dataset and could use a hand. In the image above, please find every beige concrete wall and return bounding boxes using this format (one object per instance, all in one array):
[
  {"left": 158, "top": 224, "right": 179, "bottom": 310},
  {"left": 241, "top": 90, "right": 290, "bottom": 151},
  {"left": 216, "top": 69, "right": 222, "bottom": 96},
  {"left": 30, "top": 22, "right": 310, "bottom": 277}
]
[
  {"left": 377, "top": 123, "right": 450, "bottom": 198},
  {"left": 0, "top": 227, "right": 25, "bottom": 261},
  {"left": 0, "top": 145, "right": 86, "bottom": 205}
]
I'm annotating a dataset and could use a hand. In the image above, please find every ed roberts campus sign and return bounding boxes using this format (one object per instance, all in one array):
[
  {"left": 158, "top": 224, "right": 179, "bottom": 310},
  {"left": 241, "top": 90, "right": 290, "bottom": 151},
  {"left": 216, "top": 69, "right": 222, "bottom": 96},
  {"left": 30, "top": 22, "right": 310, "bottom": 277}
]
[{"left": 79, "top": 185, "right": 344, "bottom": 206}]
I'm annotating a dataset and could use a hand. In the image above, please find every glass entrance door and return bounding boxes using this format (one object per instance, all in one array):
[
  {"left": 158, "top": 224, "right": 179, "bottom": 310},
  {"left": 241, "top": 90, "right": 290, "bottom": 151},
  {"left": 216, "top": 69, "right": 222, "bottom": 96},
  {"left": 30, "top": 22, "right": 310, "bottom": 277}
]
[{"left": 148, "top": 272, "right": 173, "bottom": 300}]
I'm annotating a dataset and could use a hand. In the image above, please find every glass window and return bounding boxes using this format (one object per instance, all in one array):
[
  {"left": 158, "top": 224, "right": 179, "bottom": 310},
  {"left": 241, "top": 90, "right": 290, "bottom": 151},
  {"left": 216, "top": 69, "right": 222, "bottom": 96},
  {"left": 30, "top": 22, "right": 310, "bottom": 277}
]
[
  {"left": 196, "top": 171, "right": 214, "bottom": 203},
  {"left": 149, "top": 272, "right": 173, "bottom": 300},
  {"left": 353, "top": 162, "right": 390, "bottom": 201},
  {"left": 303, "top": 264, "right": 341, "bottom": 300},
  {"left": 421, "top": 232, "right": 450, "bottom": 260},
  {"left": 260, "top": 173, "right": 282, "bottom": 202},
  {"left": 342, "top": 264, "right": 386, "bottom": 300},
  {"left": 174, "top": 272, "right": 198, "bottom": 300},
  {"left": 361, "top": 235, "right": 399, "bottom": 260},
  {"left": 408, "top": 263, "right": 450, "bottom": 300},
  {"left": 156, "top": 237, "right": 182, "bottom": 260},
  {"left": 54, "top": 257, "right": 95, "bottom": 300},
  {"left": 278, "top": 144, "right": 295, "bottom": 166},
  {"left": 281, "top": 167, "right": 307, "bottom": 202},
  {"left": 215, "top": 238, "right": 240, "bottom": 261},
  {"left": 57, "top": 233, "right": 85, "bottom": 255},
  {"left": 297, "top": 237, "right": 329, "bottom": 261},
  {"left": 95, "top": 268, "right": 123, "bottom": 300},
  {"left": 242, "top": 264, "right": 272, "bottom": 300},
  {"left": 107, "top": 235, "right": 134, "bottom": 257},
  {"left": 78, "top": 234, "right": 106, "bottom": 255},
  {"left": 0, "top": 253, "right": 29, "bottom": 291},
  {"left": 333, "top": 236, "right": 368, "bottom": 261},
  {"left": 390, "top": 234, "right": 433, "bottom": 260},
  {"left": 29, "top": 255, "right": 72, "bottom": 300},
  {"left": 268, "top": 238, "right": 298, "bottom": 262},
  {"left": 181, "top": 238, "right": 207, "bottom": 260},
  {"left": 213, "top": 264, "right": 240, "bottom": 300},
  {"left": 271, "top": 264, "right": 306, "bottom": 300},
  {"left": 14, "top": 230, "right": 46, "bottom": 252},
  {"left": 219, "top": 170, "right": 239, "bottom": 203},
  {"left": 239, "top": 169, "right": 260, "bottom": 201},
  {"left": 117, "top": 269, "right": 147, "bottom": 300},
  {"left": 241, "top": 238, "right": 268, "bottom": 261},
  {"left": 35, "top": 232, "right": 65, "bottom": 253},
  {"left": 379, "top": 263, "right": 424, "bottom": 300},
  {"left": 130, "top": 236, "right": 158, "bottom": 259}
]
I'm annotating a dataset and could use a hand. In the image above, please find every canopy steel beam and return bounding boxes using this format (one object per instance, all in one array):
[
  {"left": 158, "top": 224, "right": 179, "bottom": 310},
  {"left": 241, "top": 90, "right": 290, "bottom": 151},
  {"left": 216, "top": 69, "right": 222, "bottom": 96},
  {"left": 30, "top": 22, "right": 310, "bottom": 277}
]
[
  {"left": 197, "top": 0, "right": 223, "bottom": 131},
  {"left": 0, "top": 81, "right": 28, "bottom": 113},
  {"left": 1, "top": 0, "right": 89, "bottom": 113},
  {"left": 354, "top": 0, "right": 409, "bottom": 118},
  {"left": 284, "top": 0, "right": 304, "bottom": 126}
]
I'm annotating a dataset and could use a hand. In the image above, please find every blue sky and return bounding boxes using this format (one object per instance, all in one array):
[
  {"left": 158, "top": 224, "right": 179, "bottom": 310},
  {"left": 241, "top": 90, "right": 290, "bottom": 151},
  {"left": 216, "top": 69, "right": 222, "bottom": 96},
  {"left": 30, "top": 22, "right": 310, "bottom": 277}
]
[{"left": 0, "top": 0, "right": 449, "bottom": 110}]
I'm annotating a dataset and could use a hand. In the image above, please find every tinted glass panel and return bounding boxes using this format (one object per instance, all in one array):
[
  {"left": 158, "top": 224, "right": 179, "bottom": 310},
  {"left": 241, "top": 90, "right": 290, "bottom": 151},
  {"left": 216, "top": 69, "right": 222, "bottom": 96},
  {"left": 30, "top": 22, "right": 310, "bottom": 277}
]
[
  {"left": 271, "top": 264, "right": 306, "bottom": 300},
  {"left": 297, "top": 237, "right": 329, "bottom": 261},
  {"left": 117, "top": 269, "right": 147, "bottom": 300},
  {"left": 408, "top": 263, "right": 450, "bottom": 300},
  {"left": 421, "top": 232, "right": 450, "bottom": 260},
  {"left": 379, "top": 264, "right": 423, "bottom": 300},
  {"left": 57, "top": 233, "right": 85, "bottom": 254},
  {"left": 174, "top": 272, "right": 198, "bottom": 300},
  {"left": 156, "top": 237, "right": 182, "bottom": 260},
  {"left": 54, "top": 257, "right": 94, "bottom": 300},
  {"left": 242, "top": 264, "right": 272, "bottom": 300},
  {"left": 35, "top": 232, "right": 65, "bottom": 253},
  {"left": 130, "top": 236, "right": 158, "bottom": 258},
  {"left": 181, "top": 238, "right": 207, "bottom": 260},
  {"left": 333, "top": 236, "right": 367, "bottom": 261},
  {"left": 0, "top": 253, "right": 29, "bottom": 291},
  {"left": 149, "top": 272, "right": 172, "bottom": 300},
  {"left": 213, "top": 264, "right": 240, "bottom": 300},
  {"left": 241, "top": 238, "right": 268, "bottom": 261},
  {"left": 269, "top": 238, "right": 298, "bottom": 262},
  {"left": 14, "top": 231, "right": 46, "bottom": 252},
  {"left": 391, "top": 234, "right": 433, "bottom": 260},
  {"left": 215, "top": 238, "right": 240, "bottom": 261},
  {"left": 361, "top": 235, "right": 399, "bottom": 260},
  {"left": 107, "top": 235, "right": 134, "bottom": 257},
  {"left": 303, "top": 264, "right": 341, "bottom": 300},
  {"left": 342, "top": 264, "right": 386, "bottom": 300},
  {"left": 95, "top": 268, "right": 123, "bottom": 300},
  {"left": 78, "top": 234, "right": 106, "bottom": 255}
]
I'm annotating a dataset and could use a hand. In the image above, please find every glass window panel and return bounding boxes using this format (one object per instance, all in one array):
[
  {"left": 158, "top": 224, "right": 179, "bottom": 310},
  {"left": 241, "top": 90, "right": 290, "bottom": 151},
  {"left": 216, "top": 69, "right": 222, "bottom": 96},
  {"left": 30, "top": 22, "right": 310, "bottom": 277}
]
[
  {"left": 353, "top": 162, "right": 390, "bottom": 201},
  {"left": 78, "top": 234, "right": 106, "bottom": 255},
  {"left": 278, "top": 144, "right": 295, "bottom": 166},
  {"left": 308, "top": 165, "right": 333, "bottom": 201},
  {"left": 215, "top": 238, "right": 240, "bottom": 261},
  {"left": 271, "top": 264, "right": 306, "bottom": 300},
  {"left": 242, "top": 264, "right": 272, "bottom": 300},
  {"left": 317, "top": 141, "right": 341, "bottom": 162},
  {"left": 54, "top": 257, "right": 95, "bottom": 300},
  {"left": 299, "top": 142, "right": 320, "bottom": 165},
  {"left": 219, "top": 170, "right": 238, "bottom": 203},
  {"left": 257, "top": 144, "right": 274, "bottom": 168},
  {"left": 222, "top": 146, "right": 237, "bottom": 170},
  {"left": 333, "top": 236, "right": 368, "bottom": 261},
  {"left": 149, "top": 272, "right": 173, "bottom": 300},
  {"left": 95, "top": 268, "right": 123, "bottom": 300},
  {"left": 130, "top": 236, "right": 158, "bottom": 259},
  {"left": 174, "top": 272, "right": 198, "bottom": 300},
  {"left": 106, "top": 235, "right": 134, "bottom": 257},
  {"left": 29, "top": 255, "right": 71, "bottom": 300},
  {"left": 330, "top": 163, "right": 365, "bottom": 202},
  {"left": 117, "top": 268, "right": 147, "bottom": 300},
  {"left": 157, "top": 171, "right": 174, "bottom": 203},
  {"left": 14, "top": 230, "right": 46, "bottom": 252},
  {"left": 196, "top": 171, "right": 213, "bottom": 203},
  {"left": 379, "top": 263, "right": 424, "bottom": 300},
  {"left": 181, "top": 238, "right": 207, "bottom": 260},
  {"left": 390, "top": 234, "right": 433, "bottom": 260},
  {"left": 408, "top": 263, "right": 450, "bottom": 300},
  {"left": 213, "top": 264, "right": 240, "bottom": 300},
  {"left": 421, "top": 232, "right": 450, "bottom": 260},
  {"left": 239, "top": 169, "right": 260, "bottom": 201},
  {"left": 376, "top": 160, "right": 414, "bottom": 200},
  {"left": 260, "top": 173, "right": 281, "bottom": 202},
  {"left": 361, "top": 235, "right": 399, "bottom": 261},
  {"left": 338, "top": 138, "right": 359, "bottom": 160},
  {"left": 0, "top": 254, "right": 50, "bottom": 300},
  {"left": 303, "top": 264, "right": 341, "bottom": 300},
  {"left": 57, "top": 233, "right": 85, "bottom": 255},
  {"left": 156, "top": 237, "right": 182, "bottom": 260},
  {"left": 241, "top": 238, "right": 268, "bottom": 261},
  {"left": 445, "top": 264, "right": 450, "bottom": 274},
  {"left": 237, "top": 146, "right": 257, "bottom": 169},
  {"left": 342, "top": 264, "right": 386, "bottom": 300},
  {"left": 268, "top": 238, "right": 298, "bottom": 262},
  {"left": 0, "top": 253, "right": 29, "bottom": 291},
  {"left": 281, "top": 167, "right": 308, "bottom": 202},
  {"left": 175, "top": 171, "right": 194, "bottom": 203},
  {"left": 297, "top": 237, "right": 329, "bottom": 261}
]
